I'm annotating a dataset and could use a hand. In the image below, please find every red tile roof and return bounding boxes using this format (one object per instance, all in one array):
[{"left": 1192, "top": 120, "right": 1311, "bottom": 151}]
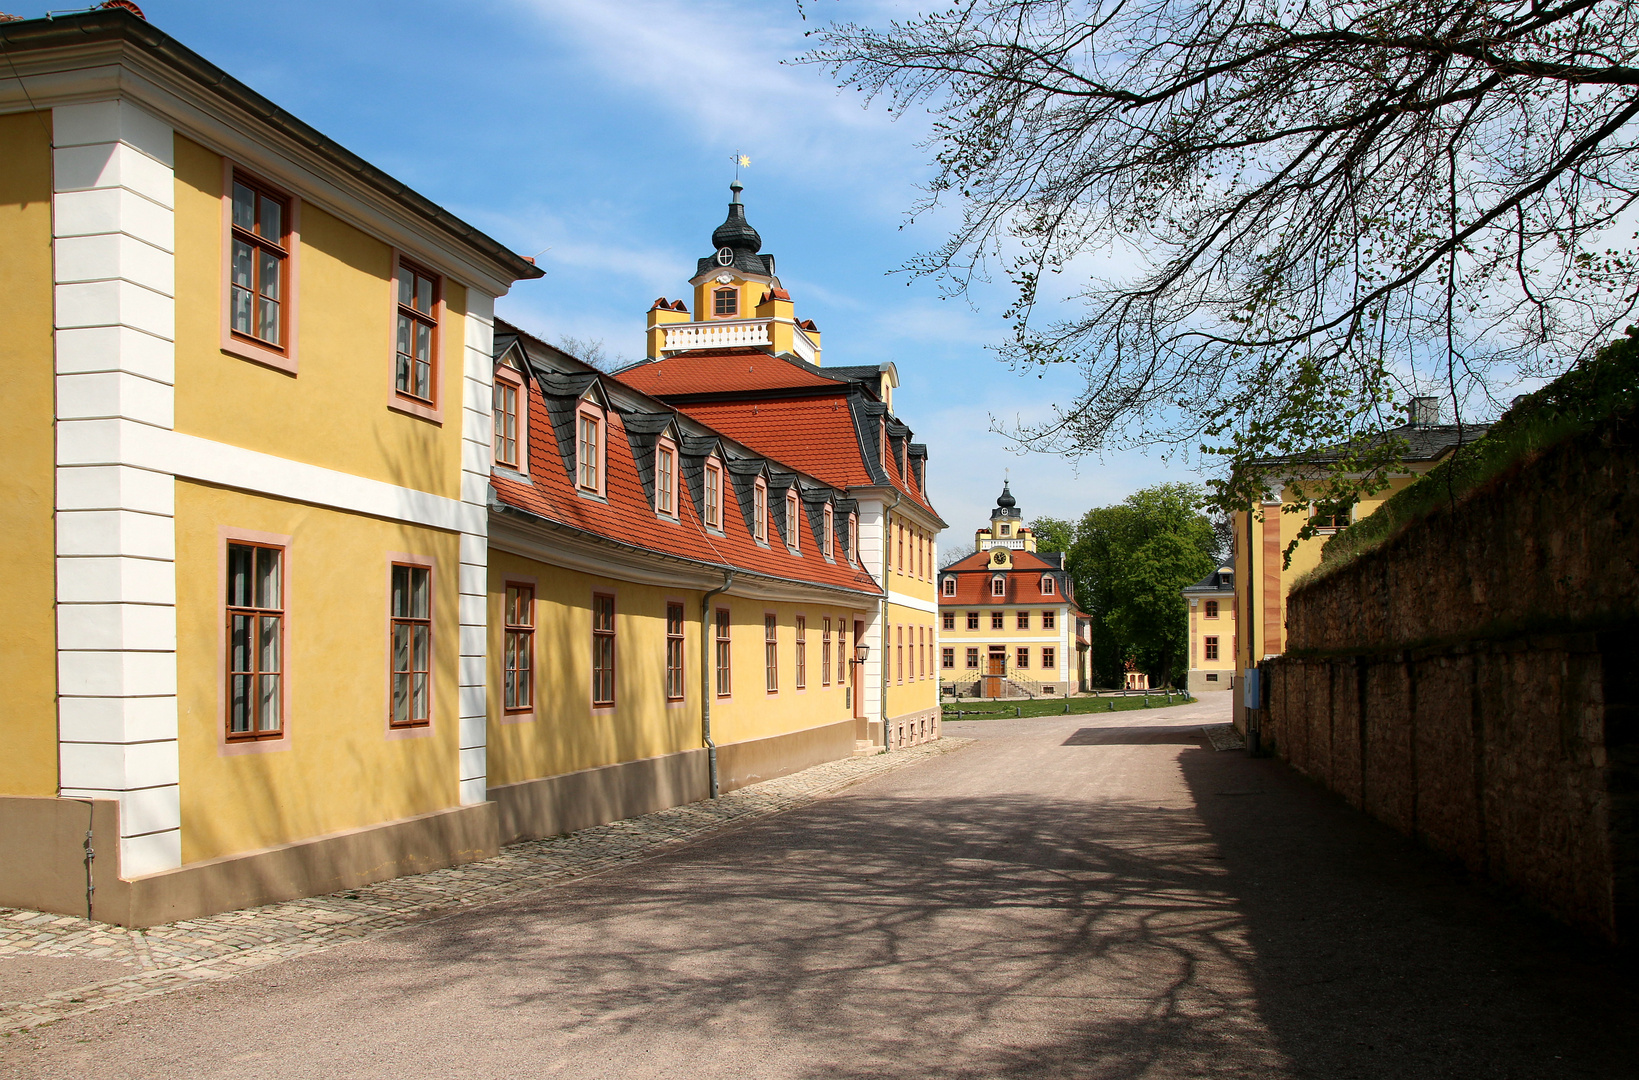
[
  {"left": 670, "top": 396, "right": 940, "bottom": 517},
  {"left": 942, "top": 549, "right": 1056, "bottom": 572},
  {"left": 618, "top": 350, "right": 844, "bottom": 396},
  {"left": 490, "top": 374, "right": 882, "bottom": 598}
]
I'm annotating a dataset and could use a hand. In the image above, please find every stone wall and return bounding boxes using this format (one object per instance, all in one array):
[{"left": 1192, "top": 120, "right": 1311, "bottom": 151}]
[{"left": 1264, "top": 420, "right": 1639, "bottom": 944}]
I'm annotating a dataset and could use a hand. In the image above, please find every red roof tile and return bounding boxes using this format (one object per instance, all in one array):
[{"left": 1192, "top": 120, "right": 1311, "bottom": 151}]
[
  {"left": 617, "top": 350, "right": 843, "bottom": 396},
  {"left": 490, "top": 378, "right": 882, "bottom": 597}
]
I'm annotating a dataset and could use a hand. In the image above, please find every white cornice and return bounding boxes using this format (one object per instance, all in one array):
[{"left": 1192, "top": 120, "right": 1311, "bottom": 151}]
[{"left": 0, "top": 44, "right": 520, "bottom": 296}]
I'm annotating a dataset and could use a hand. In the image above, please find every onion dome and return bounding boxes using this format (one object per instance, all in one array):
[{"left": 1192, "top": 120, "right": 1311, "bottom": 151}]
[
  {"left": 996, "top": 481, "right": 1016, "bottom": 509},
  {"left": 711, "top": 181, "right": 762, "bottom": 254}
]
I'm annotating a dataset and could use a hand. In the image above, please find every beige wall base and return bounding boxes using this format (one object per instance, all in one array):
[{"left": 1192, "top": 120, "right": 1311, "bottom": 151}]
[
  {"left": 0, "top": 796, "right": 499, "bottom": 928},
  {"left": 1187, "top": 669, "right": 1233, "bottom": 695},
  {"left": 492, "top": 720, "right": 859, "bottom": 844},
  {"left": 888, "top": 706, "right": 941, "bottom": 749}
]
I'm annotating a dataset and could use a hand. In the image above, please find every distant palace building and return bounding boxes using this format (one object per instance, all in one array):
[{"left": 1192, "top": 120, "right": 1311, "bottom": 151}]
[{"left": 937, "top": 483, "right": 1092, "bottom": 696}]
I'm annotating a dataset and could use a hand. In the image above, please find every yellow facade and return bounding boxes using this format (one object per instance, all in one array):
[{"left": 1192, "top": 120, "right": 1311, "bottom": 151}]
[
  {"left": 171, "top": 136, "right": 468, "bottom": 497},
  {"left": 0, "top": 111, "right": 58, "bottom": 798},
  {"left": 174, "top": 482, "right": 461, "bottom": 861},
  {"left": 488, "top": 549, "right": 866, "bottom": 786}
]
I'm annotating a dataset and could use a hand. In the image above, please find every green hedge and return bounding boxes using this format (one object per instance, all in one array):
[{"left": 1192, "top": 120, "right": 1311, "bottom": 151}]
[{"left": 1313, "top": 330, "right": 1639, "bottom": 576}]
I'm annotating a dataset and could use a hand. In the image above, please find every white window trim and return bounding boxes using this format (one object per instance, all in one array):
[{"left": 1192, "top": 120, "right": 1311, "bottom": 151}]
[
  {"left": 655, "top": 437, "right": 679, "bottom": 519},
  {"left": 574, "top": 400, "right": 607, "bottom": 498}
]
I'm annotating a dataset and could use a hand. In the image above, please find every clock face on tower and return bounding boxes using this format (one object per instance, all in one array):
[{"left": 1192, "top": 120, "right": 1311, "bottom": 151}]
[{"left": 716, "top": 247, "right": 734, "bottom": 266}]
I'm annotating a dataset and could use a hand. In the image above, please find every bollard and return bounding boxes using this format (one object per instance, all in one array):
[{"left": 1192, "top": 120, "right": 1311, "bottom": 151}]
[{"left": 1015, "top": 705, "right": 1021, "bottom": 718}]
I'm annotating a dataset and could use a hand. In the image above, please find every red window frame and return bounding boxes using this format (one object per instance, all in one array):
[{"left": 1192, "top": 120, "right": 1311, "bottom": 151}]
[
  {"left": 1042, "top": 646, "right": 1056, "bottom": 669},
  {"left": 942, "top": 611, "right": 955, "bottom": 630},
  {"left": 225, "top": 541, "right": 285, "bottom": 741},
  {"left": 494, "top": 372, "right": 523, "bottom": 469},
  {"left": 966, "top": 647, "right": 979, "bottom": 669},
  {"left": 656, "top": 440, "right": 678, "bottom": 518},
  {"left": 1042, "top": 610, "right": 1056, "bottom": 630},
  {"left": 943, "top": 577, "right": 955, "bottom": 597},
  {"left": 715, "top": 607, "right": 732, "bottom": 697},
  {"left": 823, "top": 505, "right": 834, "bottom": 558},
  {"left": 821, "top": 617, "right": 832, "bottom": 687},
  {"left": 966, "top": 611, "right": 979, "bottom": 630},
  {"left": 991, "top": 576, "right": 1006, "bottom": 597},
  {"left": 1205, "top": 636, "right": 1220, "bottom": 660},
  {"left": 1016, "top": 611, "right": 1029, "bottom": 630},
  {"left": 1042, "top": 575, "right": 1056, "bottom": 595},
  {"left": 764, "top": 613, "right": 779, "bottom": 694},
  {"left": 1205, "top": 600, "right": 1220, "bottom": 618},
  {"left": 991, "top": 611, "right": 1004, "bottom": 630},
  {"left": 576, "top": 403, "right": 606, "bottom": 496},
  {"left": 941, "top": 647, "right": 955, "bottom": 669},
  {"left": 228, "top": 173, "right": 291, "bottom": 354},
  {"left": 592, "top": 593, "right": 616, "bottom": 707},
  {"left": 754, "top": 478, "right": 769, "bottom": 543},
  {"left": 713, "top": 286, "right": 738, "bottom": 317},
  {"left": 394, "top": 259, "right": 440, "bottom": 405},
  {"left": 504, "top": 583, "right": 534, "bottom": 712},
  {"left": 896, "top": 625, "right": 904, "bottom": 685},
  {"left": 666, "top": 602, "right": 685, "bottom": 702},
  {"left": 390, "top": 562, "right": 433, "bottom": 728},
  {"left": 1016, "top": 647, "right": 1030, "bottom": 669},
  {"left": 795, "top": 615, "right": 807, "bottom": 689},
  {"left": 786, "top": 490, "right": 801, "bottom": 551}
]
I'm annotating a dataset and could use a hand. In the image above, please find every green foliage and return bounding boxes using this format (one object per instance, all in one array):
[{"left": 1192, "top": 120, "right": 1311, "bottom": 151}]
[
  {"left": 1316, "top": 330, "right": 1639, "bottom": 575},
  {"left": 943, "top": 692, "right": 1194, "bottom": 720},
  {"left": 1057, "top": 483, "right": 1216, "bottom": 688},
  {"left": 1028, "top": 516, "right": 1076, "bottom": 557}
]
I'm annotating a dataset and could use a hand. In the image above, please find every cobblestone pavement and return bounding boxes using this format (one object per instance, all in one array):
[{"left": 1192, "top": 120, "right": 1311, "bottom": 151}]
[{"left": 0, "top": 738, "right": 970, "bottom": 1034}]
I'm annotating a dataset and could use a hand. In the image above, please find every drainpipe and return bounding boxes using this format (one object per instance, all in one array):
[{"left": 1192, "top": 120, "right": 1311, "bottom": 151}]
[
  {"left": 879, "top": 490, "right": 903, "bottom": 751},
  {"left": 701, "top": 570, "right": 735, "bottom": 798}
]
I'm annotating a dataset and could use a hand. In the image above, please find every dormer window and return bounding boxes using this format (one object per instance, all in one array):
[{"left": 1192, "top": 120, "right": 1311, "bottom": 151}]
[
  {"left": 822, "top": 504, "right": 834, "bottom": 558},
  {"left": 754, "top": 477, "right": 768, "bottom": 543},
  {"left": 786, "top": 490, "right": 800, "bottom": 551},
  {"left": 493, "top": 363, "right": 526, "bottom": 471},
  {"left": 1041, "top": 575, "right": 1055, "bottom": 596},
  {"left": 848, "top": 513, "right": 858, "bottom": 563},
  {"left": 991, "top": 575, "right": 1005, "bottom": 597},
  {"left": 713, "top": 287, "right": 738, "bottom": 318},
  {"left": 942, "top": 576, "right": 956, "bottom": 597},
  {"left": 575, "top": 402, "right": 605, "bottom": 496},
  {"left": 703, "top": 458, "right": 723, "bottom": 530},
  {"left": 655, "top": 440, "right": 677, "bottom": 518}
]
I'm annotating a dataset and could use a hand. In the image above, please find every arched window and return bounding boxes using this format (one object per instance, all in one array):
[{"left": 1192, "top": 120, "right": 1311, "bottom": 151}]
[
  {"left": 713, "top": 287, "right": 738, "bottom": 317},
  {"left": 1041, "top": 575, "right": 1055, "bottom": 595},
  {"left": 942, "top": 576, "right": 956, "bottom": 597},
  {"left": 990, "top": 575, "right": 1005, "bottom": 597}
]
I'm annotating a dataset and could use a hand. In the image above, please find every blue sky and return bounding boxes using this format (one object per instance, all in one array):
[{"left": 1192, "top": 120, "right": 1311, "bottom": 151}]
[{"left": 113, "top": 0, "right": 1203, "bottom": 541}]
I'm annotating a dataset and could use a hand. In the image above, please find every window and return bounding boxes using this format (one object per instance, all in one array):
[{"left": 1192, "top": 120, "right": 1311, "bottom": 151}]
[
  {"left": 1042, "top": 610, "right": 1056, "bottom": 630},
  {"left": 1206, "top": 672, "right": 1219, "bottom": 682},
  {"left": 942, "top": 611, "right": 955, "bottom": 631},
  {"left": 576, "top": 405, "right": 604, "bottom": 494},
  {"left": 1042, "top": 646, "right": 1056, "bottom": 669},
  {"left": 504, "top": 583, "right": 534, "bottom": 712},
  {"left": 229, "top": 174, "right": 289, "bottom": 351},
  {"left": 754, "top": 478, "right": 768, "bottom": 543},
  {"left": 966, "top": 611, "right": 979, "bottom": 630},
  {"left": 918, "top": 626, "right": 925, "bottom": 679},
  {"left": 942, "top": 577, "right": 955, "bottom": 597},
  {"left": 1016, "top": 611, "right": 1029, "bottom": 630},
  {"left": 713, "top": 286, "right": 738, "bottom": 317},
  {"left": 848, "top": 514, "right": 858, "bottom": 562},
  {"left": 664, "top": 602, "right": 686, "bottom": 701},
  {"left": 1016, "top": 647, "right": 1030, "bottom": 669},
  {"left": 704, "top": 460, "right": 723, "bottom": 529},
  {"left": 965, "top": 647, "right": 979, "bottom": 669},
  {"left": 999, "top": 523, "right": 1010, "bottom": 536},
  {"left": 493, "top": 376, "right": 520, "bottom": 468},
  {"left": 1042, "top": 575, "right": 1055, "bottom": 595},
  {"left": 897, "top": 526, "right": 904, "bottom": 573},
  {"left": 715, "top": 608, "right": 731, "bottom": 697},
  {"left": 991, "top": 576, "right": 1006, "bottom": 597},
  {"left": 592, "top": 594, "right": 616, "bottom": 706},
  {"left": 765, "top": 614, "right": 778, "bottom": 693},
  {"left": 942, "top": 647, "right": 955, "bottom": 669},
  {"left": 991, "top": 611, "right": 1004, "bottom": 630},
  {"left": 896, "top": 625, "right": 904, "bottom": 684},
  {"left": 1205, "top": 600, "right": 1220, "bottom": 619},
  {"left": 837, "top": 617, "right": 847, "bottom": 685},
  {"left": 796, "top": 616, "right": 807, "bottom": 689},
  {"left": 786, "top": 491, "right": 800, "bottom": 550},
  {"left": 917, "top": 534, "right": 925, "bottom": 578},
  {"left": 226, "top": 542, "right": 283, "bottom": 739},
  {"left": 1310, "top": 504, "right": 1351, "bottom": 532},
  {"left": 394, "top": 260, "right": 439, "bottom": 403},
  {"left": 656, "top": 442, "right": 677, "bottom": 517},
  {"left": 1205, "top": 636, "right": 1220, "bottom": 660},
  {"left": 823, "top": 505, "right": 834, "bottom": 558},
  {"left": 822, "top": 617, "right": 832, "bottom": 687},
  {"left": 390, "top": 563, "right": 432, "bottom": 727}
]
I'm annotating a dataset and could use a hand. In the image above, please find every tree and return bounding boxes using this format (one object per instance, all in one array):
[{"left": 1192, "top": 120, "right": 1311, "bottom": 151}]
[
  {"left": 807, "top": 0, "right": 1639, "bottom": 518},
  {"left": 1027, "top": 515, "right": 1076, "bottom": 556},
  {"left": 1060, "top": 483, "right": 1216, "bottom": 686},
  {"left": 556, "top": 335, "right": 635, "bottom": 374}
]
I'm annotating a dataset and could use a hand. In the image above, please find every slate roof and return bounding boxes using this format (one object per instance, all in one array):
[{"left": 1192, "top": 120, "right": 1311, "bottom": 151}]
[
  {"left": 1251, "top": 422, "right": 1489, "bottom": 468},
  {"left": 489, "top": 320, "right": 882, "bottom": 599},
  {"left": 1183, "top": 567, "right": 1236, "bottom": 594}
]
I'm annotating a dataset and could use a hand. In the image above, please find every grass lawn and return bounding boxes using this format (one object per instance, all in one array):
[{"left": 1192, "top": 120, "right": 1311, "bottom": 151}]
[{"left": 942, "top": 694, "right": 1195, "bottom": 720}]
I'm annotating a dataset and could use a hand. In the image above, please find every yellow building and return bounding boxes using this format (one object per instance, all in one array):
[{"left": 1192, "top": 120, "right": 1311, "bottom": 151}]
[
  {"left": 1231, "top": 400, "right": 1487, "bottom": 725},
  {"left": 621, "top": 187, "right": 948, "bottom": 751},
  {"left": 0, "top": 7, "right": 910, "bottom": 926},
  {"left": 937, "top": 484, "right": 1092, "bottom": 696},
  {"left": 1182, "top": 567, "right": 1235, "bottom": 694}
]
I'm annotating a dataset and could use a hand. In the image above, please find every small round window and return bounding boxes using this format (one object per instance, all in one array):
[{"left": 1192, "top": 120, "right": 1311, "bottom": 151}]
[{"left": 716, "top": 247, "right": 734, "bottom": 266}]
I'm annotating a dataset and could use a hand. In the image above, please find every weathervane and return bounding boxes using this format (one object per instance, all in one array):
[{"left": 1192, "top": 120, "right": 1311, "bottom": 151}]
[{"left": 731, "top": 152, "right": 750, "bottom": 181}]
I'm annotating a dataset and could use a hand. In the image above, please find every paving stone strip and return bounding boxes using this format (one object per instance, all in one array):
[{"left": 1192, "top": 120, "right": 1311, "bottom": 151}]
[{"left": 0, "top": 738, "right": 970, "bottom": 1034}]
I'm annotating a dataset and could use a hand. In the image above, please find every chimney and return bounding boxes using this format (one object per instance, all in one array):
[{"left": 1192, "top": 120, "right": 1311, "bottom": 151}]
[{"left": 1409, "top": 396, "right": 1440, "bottom": 427}]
